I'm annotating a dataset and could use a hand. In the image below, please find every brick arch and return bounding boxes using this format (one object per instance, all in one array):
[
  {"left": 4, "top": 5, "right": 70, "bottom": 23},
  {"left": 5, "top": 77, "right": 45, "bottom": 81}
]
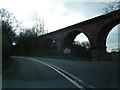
[
  {"left": 97, "top": 19, "right": 120, "bottom": 49},
  {"left": 62, "top": 31, "right": 91, "bottom": 48},
  {"left": 90, "top": 19, "right": 120, "bottom": 61}
]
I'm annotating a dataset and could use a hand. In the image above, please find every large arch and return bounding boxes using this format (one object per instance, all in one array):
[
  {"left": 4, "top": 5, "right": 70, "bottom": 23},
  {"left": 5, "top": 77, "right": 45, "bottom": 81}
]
[
  {"left": 74, "top": 33, "right": 90, "bottom": 43},
  {"left": 62, "top": 31, "right": 91, "bottom": 48},
  {"left": 106, "top": 24, "right": 119, "bottom": 52},
  {"left": 94, "top": 19, "right": 120, "bottom": 60},
  {"left": 97, "top": 20, "right": 120, "bottom": 48},
  {"left": 62, "top": 31, "right": 91, "bottom": 58}
]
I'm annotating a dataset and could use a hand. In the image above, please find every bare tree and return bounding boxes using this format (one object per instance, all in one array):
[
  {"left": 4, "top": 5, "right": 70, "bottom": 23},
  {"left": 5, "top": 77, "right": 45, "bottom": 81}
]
[
  {"left": 0, "top": 8, "right": 20, "bottom": 32},
  {"left": 0, "top": 8, "right": 20, "bottom": 61},
  {"left": 32, "top": 17, "right": 48, "bottom": 36}
]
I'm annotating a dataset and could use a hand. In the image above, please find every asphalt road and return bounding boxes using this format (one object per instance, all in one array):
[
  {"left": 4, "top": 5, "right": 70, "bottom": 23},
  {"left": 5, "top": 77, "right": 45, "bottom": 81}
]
[{"left": 2, "top": 56, "right": 119, "bottom": 88}]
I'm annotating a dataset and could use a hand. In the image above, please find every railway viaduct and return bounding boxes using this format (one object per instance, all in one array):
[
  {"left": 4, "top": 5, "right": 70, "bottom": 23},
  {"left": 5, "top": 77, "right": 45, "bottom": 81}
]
[{"left": 40, "top": 10, "right": 120, "bottom": 61}]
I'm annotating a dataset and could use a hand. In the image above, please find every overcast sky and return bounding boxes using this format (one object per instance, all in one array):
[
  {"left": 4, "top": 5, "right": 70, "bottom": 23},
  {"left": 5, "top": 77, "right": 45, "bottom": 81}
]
[{"left": 0, "top": 0, "right": 119, "bottom": 52}]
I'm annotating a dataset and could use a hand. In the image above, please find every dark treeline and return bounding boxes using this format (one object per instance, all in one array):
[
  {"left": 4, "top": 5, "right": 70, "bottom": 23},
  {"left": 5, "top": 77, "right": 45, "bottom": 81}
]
[
  {"left": 12, "top": 29, "right": 41, "bottom": 56},
  {"left": 1, "top": 8, "right": 48, "bottom": 63},
  {"left": 1, "top": 8, "right": 17, "bottom": 63},
  {"left": 107, "top": 48, "right": 120, "bottom": 62},
  {"left": 2, "top": 21, "right": 13, "bottom": 62}
]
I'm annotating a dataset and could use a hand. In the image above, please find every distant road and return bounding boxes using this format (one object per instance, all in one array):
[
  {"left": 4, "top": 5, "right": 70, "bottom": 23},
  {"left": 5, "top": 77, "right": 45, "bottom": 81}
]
[{"left": 3, "top": 56, "right": 119, "bottom": 88}]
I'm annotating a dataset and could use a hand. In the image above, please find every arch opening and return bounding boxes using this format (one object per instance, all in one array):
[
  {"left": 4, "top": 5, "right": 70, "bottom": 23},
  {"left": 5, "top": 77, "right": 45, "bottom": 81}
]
[
  {"left": 63, "top": 31, "right": 91, "bottom": 59},
  {"left": 74, "top": 33, "right": 91, "bottom": 49},
  {"left": 97, "top": 19, "right": 120, "bottom": 48},
  {"left": 96, "top": 19, "right": 120, "bottom": 61},
  {"left": 106, "top": 24, "right": 120, "bottom": 61},
  {"left": 106, "top": 24, "right": 119, "bottom": 53}
]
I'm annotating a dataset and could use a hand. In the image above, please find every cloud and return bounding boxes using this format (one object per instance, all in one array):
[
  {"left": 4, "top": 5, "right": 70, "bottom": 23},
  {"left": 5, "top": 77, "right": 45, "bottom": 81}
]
[
  {"left": 0, "top": 0, "right": 107, "bottom": 31},
  {"left": 62, "top": 2, "right": 105, "bottom": 19},
  {"left": 0, "top": 0, "right": 54, "bottom": 26}
]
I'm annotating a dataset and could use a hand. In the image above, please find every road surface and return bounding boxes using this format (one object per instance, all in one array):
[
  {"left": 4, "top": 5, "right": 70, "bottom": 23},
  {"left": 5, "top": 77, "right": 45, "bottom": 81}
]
[{"left": 2, "top": 56, "right": 119, "bottom": 88}]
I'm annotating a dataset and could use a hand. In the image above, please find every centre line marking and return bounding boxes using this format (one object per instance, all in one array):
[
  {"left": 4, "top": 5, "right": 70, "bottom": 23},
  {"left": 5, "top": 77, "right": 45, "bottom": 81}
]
[{"left": 29, "top": 58, "right": 84, "bottom": 89}]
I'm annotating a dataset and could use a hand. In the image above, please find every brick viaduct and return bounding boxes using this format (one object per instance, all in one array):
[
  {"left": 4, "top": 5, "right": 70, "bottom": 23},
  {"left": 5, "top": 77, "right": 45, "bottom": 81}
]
[{"left": 40, "top": 10, "right": 120, "bottom": 61}]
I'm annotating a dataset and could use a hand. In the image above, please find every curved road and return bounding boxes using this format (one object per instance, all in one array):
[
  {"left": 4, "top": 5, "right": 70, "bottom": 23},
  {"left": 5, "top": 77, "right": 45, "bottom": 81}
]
[{"left": 3, "top": 56, "right": 119, "bottom": 88}]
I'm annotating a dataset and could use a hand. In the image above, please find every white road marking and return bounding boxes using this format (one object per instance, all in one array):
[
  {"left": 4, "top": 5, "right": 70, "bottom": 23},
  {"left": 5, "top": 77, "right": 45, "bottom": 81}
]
[
  {"left": 30, "top": 58, "right": 84, "bottom": 89},
  {"left": 49, "top": 63, "right": 94, "bottom": 88},
  {"left": 14, "top": 56, "right": 94, "bottom": 89}
]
